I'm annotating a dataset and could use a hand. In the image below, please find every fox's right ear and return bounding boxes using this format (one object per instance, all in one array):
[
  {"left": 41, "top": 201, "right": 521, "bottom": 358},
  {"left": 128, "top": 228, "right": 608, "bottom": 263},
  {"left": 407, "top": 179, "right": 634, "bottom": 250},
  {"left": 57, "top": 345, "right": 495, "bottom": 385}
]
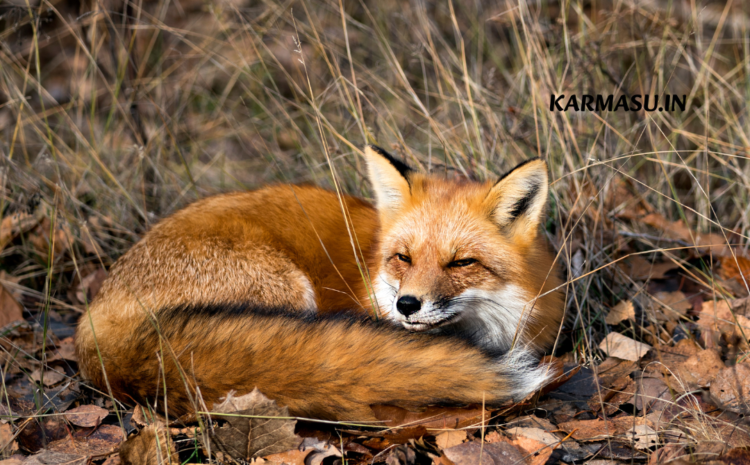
[
  {"left": 484, "top": 158, "right": 549, "bottom": 244},
  {"left": 364, "top": 145, "right": 412, "bottom": 219}
]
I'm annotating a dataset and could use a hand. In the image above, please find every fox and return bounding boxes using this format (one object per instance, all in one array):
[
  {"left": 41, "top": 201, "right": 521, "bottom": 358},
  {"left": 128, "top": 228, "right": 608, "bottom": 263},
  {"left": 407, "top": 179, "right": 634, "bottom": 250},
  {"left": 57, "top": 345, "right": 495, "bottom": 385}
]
[{"left": 75, "top": 145, "right": 564, "bottom": 421}]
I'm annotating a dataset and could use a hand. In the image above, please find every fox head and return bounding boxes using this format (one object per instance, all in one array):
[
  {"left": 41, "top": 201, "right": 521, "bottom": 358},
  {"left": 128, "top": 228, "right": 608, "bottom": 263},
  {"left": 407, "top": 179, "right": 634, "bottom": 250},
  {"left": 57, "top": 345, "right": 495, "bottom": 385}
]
[{"left": 364, "top": 145, "right": 563, "bottom": 352}]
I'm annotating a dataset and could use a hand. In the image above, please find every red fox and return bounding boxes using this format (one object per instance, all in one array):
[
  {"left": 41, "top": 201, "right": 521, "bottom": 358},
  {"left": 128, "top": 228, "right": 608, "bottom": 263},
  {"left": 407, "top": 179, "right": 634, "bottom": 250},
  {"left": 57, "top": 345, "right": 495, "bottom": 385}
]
[{"left": 75, "top": 145, "right": 564, "bottom": 421}]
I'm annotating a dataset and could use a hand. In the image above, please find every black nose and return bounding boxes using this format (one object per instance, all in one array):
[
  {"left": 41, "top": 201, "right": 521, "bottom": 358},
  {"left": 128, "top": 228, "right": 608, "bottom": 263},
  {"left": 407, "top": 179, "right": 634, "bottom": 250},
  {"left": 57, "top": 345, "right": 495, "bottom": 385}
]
[{"left": 396, "top": 295, "right": 421, "bottom": 317}]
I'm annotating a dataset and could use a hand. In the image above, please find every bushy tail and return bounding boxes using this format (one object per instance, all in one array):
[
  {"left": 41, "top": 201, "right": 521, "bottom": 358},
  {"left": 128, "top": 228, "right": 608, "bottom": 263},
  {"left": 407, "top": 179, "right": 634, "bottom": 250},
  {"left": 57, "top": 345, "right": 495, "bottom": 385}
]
[{"left": 82, "top": 304, "right": 552, "bottom": 422}]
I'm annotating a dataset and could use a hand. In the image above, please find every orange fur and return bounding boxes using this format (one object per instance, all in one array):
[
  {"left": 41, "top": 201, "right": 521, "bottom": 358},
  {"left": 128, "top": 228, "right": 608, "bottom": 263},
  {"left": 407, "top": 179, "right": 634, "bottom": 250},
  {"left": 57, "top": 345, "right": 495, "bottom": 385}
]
[{"left": 75, "top": 146, "right": 564, "bottom": 421}]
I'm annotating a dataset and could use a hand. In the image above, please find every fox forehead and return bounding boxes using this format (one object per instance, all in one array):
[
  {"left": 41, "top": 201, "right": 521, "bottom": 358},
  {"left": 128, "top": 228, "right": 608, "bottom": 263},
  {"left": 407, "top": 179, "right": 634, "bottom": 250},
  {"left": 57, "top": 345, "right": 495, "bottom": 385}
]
[{"left": 381, "top": 177, "right": 509, "bottom": 250}]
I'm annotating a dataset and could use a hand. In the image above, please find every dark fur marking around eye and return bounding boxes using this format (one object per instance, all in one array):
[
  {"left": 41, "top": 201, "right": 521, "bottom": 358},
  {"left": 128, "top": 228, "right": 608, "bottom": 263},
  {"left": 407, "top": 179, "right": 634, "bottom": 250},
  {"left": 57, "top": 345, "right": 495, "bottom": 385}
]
[{"left": 510, "top": 183, "right": 539, "bottom": 219}]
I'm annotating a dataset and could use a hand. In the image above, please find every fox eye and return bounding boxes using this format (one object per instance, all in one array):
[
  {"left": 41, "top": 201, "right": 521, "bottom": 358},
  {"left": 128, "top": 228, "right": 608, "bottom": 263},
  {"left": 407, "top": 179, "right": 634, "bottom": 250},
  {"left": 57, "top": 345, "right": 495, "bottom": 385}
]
[
  {"left": 448, "top": 258, "right": 477, "bottom": 268},
  {"left": 396, "top": 253, "right": 411, "bottom": 263}
]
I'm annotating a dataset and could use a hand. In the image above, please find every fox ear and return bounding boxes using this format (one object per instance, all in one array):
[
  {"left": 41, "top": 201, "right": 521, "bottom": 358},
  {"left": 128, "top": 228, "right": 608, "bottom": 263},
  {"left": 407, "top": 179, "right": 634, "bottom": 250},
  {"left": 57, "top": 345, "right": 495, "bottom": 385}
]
[
  {"left": 364, "top": 145, "right": 412, "bottom": 218},
  {"left": 485, "top": 158, "right": 549, "bottom": 241}
]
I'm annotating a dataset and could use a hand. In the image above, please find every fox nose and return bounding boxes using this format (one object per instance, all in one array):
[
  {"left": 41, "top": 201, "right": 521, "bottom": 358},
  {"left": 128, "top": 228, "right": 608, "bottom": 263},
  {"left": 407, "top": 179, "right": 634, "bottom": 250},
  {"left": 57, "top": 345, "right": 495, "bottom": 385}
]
[{"left": 396, "top": 295, "right": 422, "bottom": 317}]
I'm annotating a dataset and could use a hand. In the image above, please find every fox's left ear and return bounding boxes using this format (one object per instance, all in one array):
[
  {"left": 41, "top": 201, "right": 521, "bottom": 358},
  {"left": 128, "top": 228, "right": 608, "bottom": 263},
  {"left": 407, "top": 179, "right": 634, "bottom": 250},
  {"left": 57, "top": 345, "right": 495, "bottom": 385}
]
[
  {"left": 484, "top": 158, "right": 549, "bottom": 242},
  {"left": 364, "top": 145, "right": 413, "bottom": 221}
]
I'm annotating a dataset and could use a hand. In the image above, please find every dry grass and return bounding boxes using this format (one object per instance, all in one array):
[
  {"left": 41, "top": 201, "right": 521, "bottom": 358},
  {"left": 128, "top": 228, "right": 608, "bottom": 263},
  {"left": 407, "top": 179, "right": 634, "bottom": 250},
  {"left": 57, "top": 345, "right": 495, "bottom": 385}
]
[{"left": 1, "top": 0, "right": 749, "bottom": 459}]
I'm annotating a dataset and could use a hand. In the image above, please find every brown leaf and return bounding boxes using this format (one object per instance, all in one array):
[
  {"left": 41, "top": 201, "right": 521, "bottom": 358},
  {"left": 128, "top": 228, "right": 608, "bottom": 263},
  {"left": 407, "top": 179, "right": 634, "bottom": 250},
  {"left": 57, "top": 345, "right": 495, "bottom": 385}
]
[
  {"left": 617, "top": 256, "right": 677, "bottom": 281},
  {"left": 370, "top": 404, "right": 489, "bottom": 429},
  {"left": 443, "top": 441, "right": 525, "bottom": 465},
  {"left": 671, "top": 348, "right": 724, "bottom": 390},
  {"left": 28, "top": 218, "right": 74, "bottom": 258},
  {"left": 710, "top": 362, "right": 750, "bottom": 413},
  {"left": 595, "top": 358, "right": 639, "bottom": 386},
  {"left": 208, "top": 389, "right": 302, "bottom": 461},
  {"left": 637, "top": 212, "right": 730, "bottom": 255},
  {"left": 101, "top": 455, "right": 123, "bottom": 465},
  {"left": 65, "top": 405, "right": 109, "bottom": 427},
  {"left": 606, "top": 300, "right": 635, "bottom": 325},
  {"left": 648, "top": 444, "right": 685, "bottom": 464},
  {"left": 0, "top": 212, "right": 41, "bottom": 252},
  {"left": 0, "top": 455, "right": 25, "bottom": 465},
  {"left": 651, "top": 291, "right": 692, "bottom": 322},
  {"left": 0, "top": 285, "right": 23, "bottom": 328},
  {"left": 0, "top": 423, "right": 19, "bottom": 456},
  {"left": 629, "top": 424, "right": 658, "bottom": 450},
  {"left": 75, "top": 269, "right": 107, "bottom": 305},
  {"left": 435, "top": 430, "right": 466, "bottom": 450},
  {"left": 22, "top": 450, "right": 86, "bottom": 465},
  {"left": 119, "top": 424, "right": 177, "bottom": 465},
  {"left": 505, "top": 427, "right": 558, "bottom": 448},
  {"left": 17, "top": 418, "right": 69, "bottom": 452},
  {"left": 698, "top": 299, "right": 743, "bottom": 348},
  {"left": 558, "top": 416, "right": 652, "bottom": 442},
  {"left": 263, "top": 448, "right": 313, "bottom": 465},
  {"left": 30, "top": 369, "right": 65, "bottom": 387},
  {"left": 49, "top": 424, "right": 124, "bottom": 456},
  {"left": 718, "top": 447, "right": 750, "bottom": 464},
  {"left": 383, "top": 444, "right": 414, "bottom": 465},
  {"left": 599, "top": 332, "right": 652, "bottom": 361},
  {"left": 48, "top": 337, "right": 77, "bottom": 362},
  {"left": 718, "top": 255, "right": 750, "bottom": 285},
  {"left": 508, "top": 435, "right": 553, "bottom": 465}
]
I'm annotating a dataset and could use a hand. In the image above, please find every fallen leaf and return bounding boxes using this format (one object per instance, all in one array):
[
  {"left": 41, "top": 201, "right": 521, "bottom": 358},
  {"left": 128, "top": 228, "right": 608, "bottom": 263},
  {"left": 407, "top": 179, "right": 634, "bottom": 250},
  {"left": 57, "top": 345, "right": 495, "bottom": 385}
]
[
  {"left": 263, "top": 448, "right": 313, "bottom": 465},
  {"left": 443, "top": 441, "right": 525, "bottom": 465},
  {"left": 651, "top": 291, "right": 692, "bottom": 322},
  {"left": 0, "top": 212, "right": 40, "bottom": 252},
  {"left": 648, "top": 444, "right": 685, "bottom": 464},
  {"left": 617, "top": 256, "right": 677, "bottom": 281},
  {"left": 101, "top": 455, "right": 122, "bottom": 465},
  {"left": 208, "top": 389, "right": 302, "bottom": 461},
  {"left": 599, "top": 332, "right": 652, "bottom": 361},
  {"left": 26, "top": 425, "right": 125, "bottom": 465},
  {"left": 717, "top": 447, "right": 750, "bottom": 464},
  {"left": 509, "top": 435, "right": 553, "bottom": 465},
  {"left": 383, "top": 444, "right": 414, "bottom": 465},
  {"left": 17, "top": 418, "right": 69, "bottom": 452},
  {"left": 595, "top": 357, "right": 639, "bottom": 386},
  {"left": 75, "top": 269, "right": 107, "bottom": 305},
  {"left": 48, "top": 337, "right": 77, "bottom": 362},
  {"left": 435, "top": 430, "right": 466, "bottom": 450},
  {"left": 698, "top": 299, "right": 744, "bottom": 348},
  {"left": 671, "top": 348, "right": 724, "bottom": 390},
  {"left": 718, "top": 255, "right": 750, "bottom": 285},
  {"left": 505, "top": 427, "right": 558, "bottom": 447},
  {"left": 0, "top": 423, "right": 18, "bottom": 456},
  {"left": 710, "top": 362, "right": 750, "bottom": 413},
  {"left": 30, "top": 369, "right": 65, "bottom": 387},
  {"left": 606, "top": 300, "right": 635, "bottom": 325},
  {"left": 0, "top": 455, "right": 25, "bottom": 465},
  {"left": 119, "top": 424, "right": 177, "bottom": 465},
  {"left": 638, "top": 212, "right": 729, "bottom": 255},
  {"left": 628, "top": 424, "right": 658, "bottom": 450},
  {"left": 64, "top": 405, "right": 109, "bottom": 427},
  {"left": 22, "top": 450, "right": 85, "bottom": 465},
  {"left": 504, "top": 415, "right": 555, "bottom": 432},
  {"left": 558, "top": 416, "right": 652, "bottom": 442},
  {"left": 28, "top": 218, "right": 74, "bottom": 258},
  {"left": 0, "top": 285, "right": 23, "bottom": 328}
]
